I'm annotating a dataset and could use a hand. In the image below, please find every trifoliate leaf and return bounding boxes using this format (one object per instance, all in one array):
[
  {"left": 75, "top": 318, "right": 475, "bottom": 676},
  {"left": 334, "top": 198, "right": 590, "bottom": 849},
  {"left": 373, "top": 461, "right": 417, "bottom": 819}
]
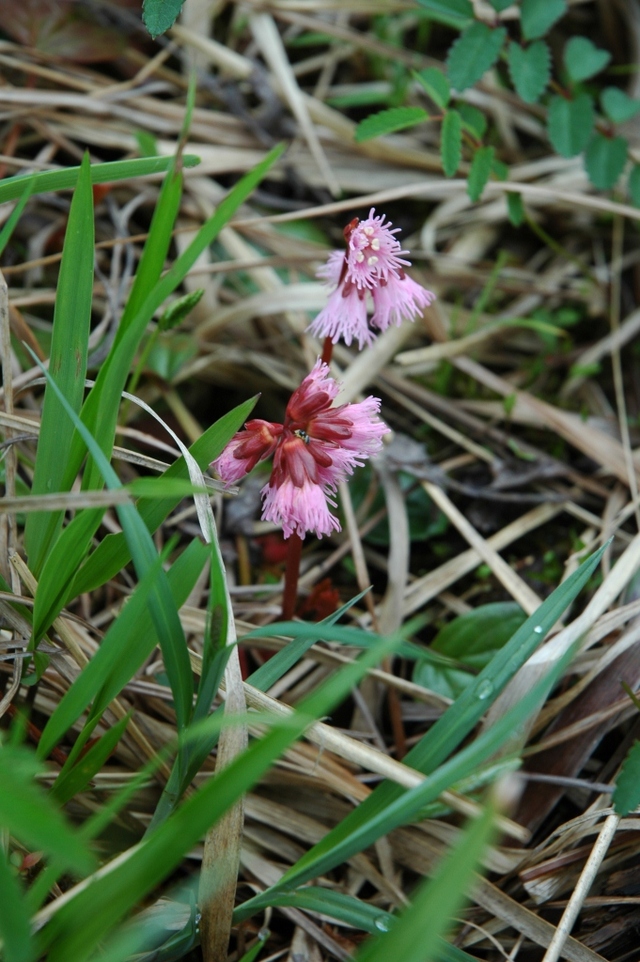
[
  {"left": 507, "top": 40, "right": 551, "bottom": 104},
  {"left": 457, "top": 103, "right": 487, "bottom": 139},
  {"left": 142, "top": 0, "right": 186, "bottom": 37},
  {"left": 613, "top": 740, "right": 640, "bottom": 816},
  {"left": 601, "top": 87, "right": 640, "bottom": 124},
  {"left": 354, "top": 106, "right": 429, "bottom": 142},
  {"left": 584, "top": 133, "right": 627, "bottom": 190},
  {"left": 628, "top": 164, "right": 640, "bottom": 207},
  {"left": 441, "top": 109, "right": 462, "bottom": 177},
  {"left": 547, "top": 93, "right": 595, "bottom": 157},
  {"left": 507, "top": 191, "right": 525, "bottom": 225},
  {"left": 414, "top": 68, "right": 450, "bottom": 109},
  {"left": 521, "top": 0, "right": 566, "bottom": 41},
  {"left": 467, "top": 146, "right": 495, "bottom": 201},
  {"left": 414, "top": 0, "right": 474, "bottom": 29},
  {"left": 446, "top": 22, "right": 507, "bottom": 91},
  {"left": 563, "top": 37, "right": 611, "bottom": 83}
]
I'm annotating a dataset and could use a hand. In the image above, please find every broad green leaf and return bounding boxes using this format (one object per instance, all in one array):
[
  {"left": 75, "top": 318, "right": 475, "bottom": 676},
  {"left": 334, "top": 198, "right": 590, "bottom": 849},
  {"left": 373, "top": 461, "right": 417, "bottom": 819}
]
[
  {"left": 613, "top": 740, "right": 640, "bottom": 815},
  {"left": 38, "top": 538, "right": 208, "bottom": 760},
  {"left": 354, "top": 804, "right": 494, "bottom": 962},
  {"left": 547, "top": 93, "right": 595, "bottom": 157},
  {"left": 520, "top": 0, "right": 566, "bottom": 41},
  {"left": 36, "top": 635, "right": 401, "bottom": 962},
  {"left": 585, "top": 133, "right": 628, "bottom": 190},
  {"left": 0, "top": 847, "right": 33, "bottom": 962},
  {"left": 0, "top": 745, "right": 94, "bottom": 874},
  {"left": 507, "top": 40, "right": 550, "bottom": 103},
  {"left": 507, "top": 191, "right": 525, "bottom": 226},
  {"left": 628, "top": 164, "right": 640, "bottom": 206},
  {"left": 142, "top": 0, "right": 185, "bottom": 37},
  {"left": 354, "top": 106, "right": 429, "bottom": 142},
  {"left": 601, "top": 87, "right": 640, "bottom": 124},
  {"left": 441, "top": 109, "right": 462, "bottom": 177},
  {"left": 487, "top": 0, "right": 513, "bottom": 10},
  {"left": 563, "top": 37, "right": 610, "bottom": 83},
  {"left": 70, "top": 396, "right": 258, "bottom": 597},
  {"left": 51, "top": 713, "right": 132, "bottom": 806},
  {"left": 0, "top": 156, "right": 199, "bottom": 206},
  {"left": 233, "top": 545, "right": 605, "bottom": 911},
  {"left": 24, "top": 153, "right": 94, "bottom": 575},
  {"left": 447, "top": 23, "right": 506, "bottom": 91},
  {"left": 467, "top": 146, "right": 495, "bottom": 201},
  {"left": 457, "top": 103, "right": 487, "bottom": 139},
  {"left": 414, "top": 0, "right": 473, "bottom": 29},
  {"left": 414, "top": 68, "right": 450, "bottom": 109}
]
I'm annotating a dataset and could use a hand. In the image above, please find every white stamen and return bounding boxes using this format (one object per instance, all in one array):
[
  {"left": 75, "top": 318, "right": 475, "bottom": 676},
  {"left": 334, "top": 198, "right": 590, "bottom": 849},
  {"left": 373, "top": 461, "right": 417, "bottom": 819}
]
[
  {"left": 370, "top": 238, "right": 380, "bottom": 250},
  {"left": 356, "top": 251, "right": 365, "bottom": 263},
  {"left": 363, "top": 226, "right": 374, "bottom": 236},
  {"left": 367, "top": 255, "right": 379, "bottom": 266}
]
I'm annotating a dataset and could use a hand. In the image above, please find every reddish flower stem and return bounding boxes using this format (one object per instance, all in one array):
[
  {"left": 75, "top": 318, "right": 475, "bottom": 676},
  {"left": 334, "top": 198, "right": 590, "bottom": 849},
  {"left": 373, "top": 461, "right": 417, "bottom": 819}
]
[
  {"left": 321, "top": 336, "right": 334, "bottom": 365},
  {"left": 281, "top": 532, "right": 303, "bottom": 620}
]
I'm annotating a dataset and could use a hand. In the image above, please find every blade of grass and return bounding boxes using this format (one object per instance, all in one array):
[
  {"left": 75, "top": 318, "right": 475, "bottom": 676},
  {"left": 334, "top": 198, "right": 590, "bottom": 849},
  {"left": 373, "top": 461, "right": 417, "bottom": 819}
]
[
  {"left": 24, "top": 153, "right": 95, "bottom": 575},
  {"left": 0, "top": 179, "right": 33, "bottom": 258},
  {"left": 0, "top": 847, "right": 33, "bottom": 962},
  {"left": 50, "top": 713, "right": 132, "bottom": 806}
]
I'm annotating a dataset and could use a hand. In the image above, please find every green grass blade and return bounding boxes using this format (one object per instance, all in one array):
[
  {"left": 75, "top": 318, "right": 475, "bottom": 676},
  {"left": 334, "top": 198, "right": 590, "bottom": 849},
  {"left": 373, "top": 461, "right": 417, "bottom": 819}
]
[
  {"left": 70, "top": 144, "right": 283, "bottom": 495},
  {"left": 0, "top": 847, "right": 33, "bottom": 962},
  {"left": 0, "top": 155, "right": 199, "bottom": 205},
  {"left": 51, "top": 713, "right": 132, "bottom": 806},
  {"left": 38, "top": 537, "right": 208, "bottom": 760},
  {"left": 70, "top": 396, "right": 258, "bottom": 596},
  {"left": 354, "top": 803, "right": 495, "bottom": 962},
  {"left": 37, "top": 634, "right": 401, "bottom": 962},
  {"left": 0, "top": 179, "right": 33, "bottom": 258},
  {"left": 24, "top": 153, "right": 95, "bottom": 574}
]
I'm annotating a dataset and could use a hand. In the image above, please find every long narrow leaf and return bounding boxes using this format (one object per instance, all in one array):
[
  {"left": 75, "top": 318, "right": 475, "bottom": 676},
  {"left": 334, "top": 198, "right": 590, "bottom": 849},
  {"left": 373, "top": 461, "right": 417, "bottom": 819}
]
[{"left": 0, "top": 847, "right": 33, "bottom": 962}]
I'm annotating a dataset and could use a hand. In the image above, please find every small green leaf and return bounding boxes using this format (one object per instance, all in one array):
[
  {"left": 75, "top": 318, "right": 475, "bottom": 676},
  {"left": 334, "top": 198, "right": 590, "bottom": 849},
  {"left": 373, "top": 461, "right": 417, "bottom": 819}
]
[
  {"left": 487, "top": 0, "right": 514, "bottom": 9},
  {"left": 457, "top": 103, "right": 487, "bottom": 139},
  {"left": 547, "top": 93, "right": 595, "bottom": 157},
  {"left": 613, "top": 740, "right": 640, "bottom": 815},
  {"left": 142, "top": 0, "right": 185, "bottom": 37},
  {"left": 414, "top": 67, "right": 450, "bottom": 109},
  {"left": 414, "top": 0, "right": 474, "bottom": 29},
  {"left": 601, "top": 87, "right": 640, "bottom": 124},
  {"left": 507, "top": 191, "right": 525, "bottom": 226},
  {"left": 628, "top": 164, "right": 640, "bottom": 206},
  {"left": 354, "top": 106, "right": 429, "bottom": 143},
  {"left": 585, "top": 133, "right": 627, "bottom": 190},
  {"left": 441, "top": 109, "right": 463, "bottom": 177},
  {"left": 507, "top": 40, "right": 550, "bottom": 103},
  {"left": 520, "top": 0, "right": 566, "bottom": 41},
  {"left": 159, "top": 289, "right": 204, "bottom": 331},
  {"left": 563, "top": 37, "right": 610, "bottom": 83},
  {"left": 467, "top": 146, "right": 495, "bottom": 201},
  {"left": 446, "top": 22, "right": 507, "bottom": 91},
  {"left": 492, "top": 157, "right": 509, "bottom": 180}
]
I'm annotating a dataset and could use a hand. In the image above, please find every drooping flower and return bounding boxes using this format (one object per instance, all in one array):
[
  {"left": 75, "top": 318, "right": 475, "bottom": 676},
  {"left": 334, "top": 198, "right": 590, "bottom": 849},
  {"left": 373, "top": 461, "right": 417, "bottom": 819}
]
[
  {"left": 211, "top": 360, "right": 388, "bottom": 539},
  {"left": 308, "top": 209, "right": 435, "bottom": 349}
]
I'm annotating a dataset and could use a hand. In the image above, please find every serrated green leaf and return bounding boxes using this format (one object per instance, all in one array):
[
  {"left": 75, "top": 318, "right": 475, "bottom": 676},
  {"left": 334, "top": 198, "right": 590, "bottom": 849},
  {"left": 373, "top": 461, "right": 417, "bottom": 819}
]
[
  {"left": 601, "top": 87, "right": 640, "bottom": 124},
  {"left": 354, "top": 106, "right": 429, "bottom": 142},
  {"left": 142, "top": 0, "right": 185, "bottom": 37},
  {"left": 521, "top": 0, "right": 566, "bottom": 41},
  {"left": 507, "top": 40, "right": 550, "bottom": 103},
  {"left": 563, "top": 37, "right": 610, "bottom": 83},
  {"left": 613, "top": 740, "right": 640, "bottom": 815},
  {"left": 547, "top": 93, "right": 595, "bottom": 157},
  {"left": 585, "top": 133, "right": 627, "bottom": 190},
  {"left": 414, "top": 0, "right": 474, "bottom": 29},
  {"left": 467, "top": 146, "right": 495, "bottom": 201},
  {"left": 447, "top": 22, "right": 506, "bottom": 91},
  {"left": 628, "top": 164, "right": 640, "bottom": 206},
  {"left": 457, "top": 103, "right": 487, "bottom": 139},
  {"left": 414, "top": 67, "right": 450, "bottom": 109},
  {"left": 492, "top": 157, "right": 509, "bottom": 180},
  {"left": 507, "top": 191, "right": 525, "bottom": 226},
  {"left": 441, "top": 109, "right": 462, "bottom": 177}
]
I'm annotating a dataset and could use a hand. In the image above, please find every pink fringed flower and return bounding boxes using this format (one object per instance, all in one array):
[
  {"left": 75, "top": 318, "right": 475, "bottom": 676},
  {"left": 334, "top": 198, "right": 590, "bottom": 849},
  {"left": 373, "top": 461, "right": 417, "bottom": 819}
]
[
  {"left": 211, "top": 360, "right": 388, "bottom": 539},
  {"left": 308, "top": 209, "right": 435, "bottom": 349}
]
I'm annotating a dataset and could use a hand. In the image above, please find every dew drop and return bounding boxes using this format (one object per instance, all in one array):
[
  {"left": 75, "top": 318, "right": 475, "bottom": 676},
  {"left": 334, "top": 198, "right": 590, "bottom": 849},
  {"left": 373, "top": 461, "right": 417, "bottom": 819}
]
[
  {"left": 476, "top": 680, "right": 494, "bottom": 700},
  {"left": 374, "top": 916, "right": 390, "bottom": 932},
  {"left": 533, "top": 625, "right": 544, "bottom": 634}
]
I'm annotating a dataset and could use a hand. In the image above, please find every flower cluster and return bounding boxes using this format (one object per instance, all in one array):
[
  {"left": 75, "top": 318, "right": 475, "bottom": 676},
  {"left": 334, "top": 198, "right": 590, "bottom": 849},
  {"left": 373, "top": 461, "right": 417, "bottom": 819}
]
[
  {"left": 212, "top": 360, "right": 388, "bottom": 539},
  {"left": 307, "top": 209, "right": 435, "bottom": 349}
]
